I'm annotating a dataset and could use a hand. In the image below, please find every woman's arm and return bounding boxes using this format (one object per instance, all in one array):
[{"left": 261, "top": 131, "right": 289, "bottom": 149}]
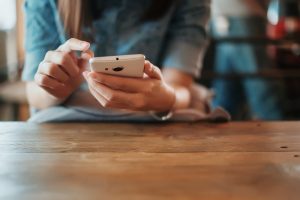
[
  {"left": 26, "top": 81, "right": 64, "bottom": 109},
  {"left": 23, "top": 1, "right": 94, "bottom": 109},
  {"left": 158, "top": 0, "right": 211, "bottom": 110},
  {"left": 26, "top": 38, "right": 92, "bottom": 109},
  {"left": 23, "top": 0, "right": 61, "bottom": 109},
  {"left": 27, "top": 81, "right": 100, "bottom": 110},
  {"left": 162, "top": 68, "right": 193, "bottom": 110}
]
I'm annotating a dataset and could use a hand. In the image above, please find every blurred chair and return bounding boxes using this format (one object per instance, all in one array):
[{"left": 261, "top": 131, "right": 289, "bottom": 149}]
[
  {"left": 0, "top": 0, "right": 28, "bottom": 121},
  {"left": 210, "top": 0, "right": 284, "bottom": 120}
]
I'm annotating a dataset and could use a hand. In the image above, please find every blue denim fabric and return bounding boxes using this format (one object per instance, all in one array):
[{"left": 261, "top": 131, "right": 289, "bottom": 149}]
[
  {"left": 22, "top": 0, "right": 211, "bottom": 81},
  {"left": 211, "top": 17, "right": 283, "bottom": 120}
]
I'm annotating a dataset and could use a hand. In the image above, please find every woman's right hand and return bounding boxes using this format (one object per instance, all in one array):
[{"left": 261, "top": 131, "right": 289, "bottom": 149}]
[{"left": 34, "top": 38, "right": 93, "bottom": 101}]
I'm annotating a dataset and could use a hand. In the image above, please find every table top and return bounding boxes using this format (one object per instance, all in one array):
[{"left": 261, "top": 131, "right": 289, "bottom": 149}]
[{"left": 1, "top": 122, "right": 300, "bottom": 200}]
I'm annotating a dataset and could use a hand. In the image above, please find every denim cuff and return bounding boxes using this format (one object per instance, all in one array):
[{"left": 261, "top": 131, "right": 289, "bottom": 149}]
[{"left": 162, "top": 40, "right": 206, "bottom": 78}]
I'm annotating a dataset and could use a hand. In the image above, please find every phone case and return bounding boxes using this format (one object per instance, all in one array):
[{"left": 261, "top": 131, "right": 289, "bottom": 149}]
[{"left": 89, "top": 54, "right": 145, "bottom": 78}]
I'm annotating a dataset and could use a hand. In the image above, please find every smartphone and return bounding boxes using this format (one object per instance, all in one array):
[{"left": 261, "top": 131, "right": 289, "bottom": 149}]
[{"left": 89, "top": 54, "right": 145, "bottom": 78}]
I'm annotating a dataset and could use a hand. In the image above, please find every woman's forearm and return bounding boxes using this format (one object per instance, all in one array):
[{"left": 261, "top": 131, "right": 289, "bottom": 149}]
[
  {"left": 26, "top": 81, "right": 65, "bottom": 109},
  {"left": 26, "top": 81, "right": 102, "bottom": 110},
  {"left": 171, "top": 84, "right": 192, "bottom": 110},
  {"left": 162, "top": 68, "right": 194, "bottom": 110}
]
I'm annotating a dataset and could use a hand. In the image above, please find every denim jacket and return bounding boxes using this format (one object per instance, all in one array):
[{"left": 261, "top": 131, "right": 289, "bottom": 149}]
[{"left": 22, "top": 0, "right": 210, "bottom": 81}]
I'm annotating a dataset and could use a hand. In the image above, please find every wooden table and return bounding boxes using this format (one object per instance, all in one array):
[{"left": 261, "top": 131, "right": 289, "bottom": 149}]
[{"left": 0, "top": 122, "right": 300, "bottom": 200}]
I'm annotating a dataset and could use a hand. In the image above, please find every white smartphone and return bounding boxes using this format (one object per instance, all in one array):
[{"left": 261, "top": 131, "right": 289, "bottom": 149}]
[{"left": 89, "top": 54, "right": 145, "bottom": 78}]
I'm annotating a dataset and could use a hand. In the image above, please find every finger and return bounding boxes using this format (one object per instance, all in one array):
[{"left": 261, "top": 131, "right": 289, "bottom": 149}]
[
  {"left": 86, "top": 75, "right": 142, "bottom": 109},
  {"left": 83, "top": 72, "right": 112, "bottom": 107},
  {"left": 34, "top": 73, "right": 63, "bottom": 89},
  {"left": 144, "top": 61, "right": 163, "bottom": 80},
  {"left": 38, "top": 62, "right": 69, "bottom": 83},
  {"left": 78, "top": 49, "right": 94, "bottom": 70},
  {"left": 88, "top": 84, "right": 108, "bottom": 107},
  {"left": 89, "top": 83, "right": 132, "bottom": 109},
  {"left": 78, "top": 58, "right": 89, "bottom": 72},
  {"left": 44, "top": 51, "right": 79, "bottom": 76},
  {"left": 87, "top": 74, "right": 119, "bottom": 101},
  {"left": 57, "top": 38, "right": 90, "bottom": 52},
  {"left": 81, "top": 49, "right": 94, "bottom": 59},
  {"left": 69, "top": 51, "right": 79, "bottom": 63},
  {"left": 88, "top": 72, "right": 150, "bottom": 93}
]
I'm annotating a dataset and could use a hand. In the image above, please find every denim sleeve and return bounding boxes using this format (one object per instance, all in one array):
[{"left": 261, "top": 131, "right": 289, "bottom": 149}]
[
  {"left": 162, "top": 0, "right": 211, "bottom": 77},
  {"left": 22, "top": 0, "right": 61, "bottom": 81}
]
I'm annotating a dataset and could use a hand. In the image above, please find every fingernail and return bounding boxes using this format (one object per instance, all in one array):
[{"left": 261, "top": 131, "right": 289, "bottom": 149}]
[
  {"left": 145, "top": 61, "right": 152, "bottom": 70},
  {"left": 81, "top": 42, "right": 90, "bottom": 48},
  {"left": 148, "top": 64, "right": 153, "bottom": 72},
  {"left": 82, "top": 71, "right": 89, "bottom": 78},
  {"left": 82, "top": 53, "right": 91, "bottom": 60}
]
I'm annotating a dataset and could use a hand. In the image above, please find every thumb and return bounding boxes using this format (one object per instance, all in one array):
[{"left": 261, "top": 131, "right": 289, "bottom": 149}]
[
  {"left": 78, "top": 50, "right": 94, "bottom": 72},
  {"left": 78, "top": 58, "right": 89, "bottom": 72},
  {"left": 144, "top": 61, "right": 163, "bottom": 80},
  {"left": 58, "top": 38, "right": 90, "bottom": 52}
]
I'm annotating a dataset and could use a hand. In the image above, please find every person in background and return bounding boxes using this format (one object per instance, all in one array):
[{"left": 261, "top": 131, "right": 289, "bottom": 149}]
[
  {"left": 210, "top": 0, "right": 283, "bottom": 120},
  {"left": 23, "top": 0, "right": 211, "bottom": 122}
]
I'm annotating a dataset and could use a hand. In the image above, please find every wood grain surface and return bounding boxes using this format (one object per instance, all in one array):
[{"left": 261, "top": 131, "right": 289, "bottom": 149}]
[{"left": 0, "top": 122, "right": 300, "bottom": 200}]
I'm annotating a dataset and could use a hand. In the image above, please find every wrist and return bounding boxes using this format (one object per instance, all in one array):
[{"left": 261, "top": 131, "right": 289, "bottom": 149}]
[
  {"left": 42, "top": 85, "right": 73, "bottom": 106},
  {"left": 168, "top": 84, "right": 191, "bottom": 110},
  {"left": 50, "top": 94, "right": 68, "bottom": 105},
  {"left": 149, "top": 86, "right": 176, "bottom": 121}
]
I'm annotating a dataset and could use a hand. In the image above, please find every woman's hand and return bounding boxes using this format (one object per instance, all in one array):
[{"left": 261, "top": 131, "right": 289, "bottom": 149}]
[
  {"left": 34, "top": 38, "right": 93, "bottom": 101},
  {"left": 83, "top": 61, "right": 176, "bottom": 112}
]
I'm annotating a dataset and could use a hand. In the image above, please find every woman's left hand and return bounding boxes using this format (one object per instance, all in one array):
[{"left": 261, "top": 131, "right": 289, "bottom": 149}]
[{"left": 83, "top": 61, "right": 176, "bottom": 112}]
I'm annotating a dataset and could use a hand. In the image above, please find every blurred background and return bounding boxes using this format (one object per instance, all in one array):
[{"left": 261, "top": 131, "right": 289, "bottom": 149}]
[{"left": 0, "top": 0, "right": 299, "bottom": 121}]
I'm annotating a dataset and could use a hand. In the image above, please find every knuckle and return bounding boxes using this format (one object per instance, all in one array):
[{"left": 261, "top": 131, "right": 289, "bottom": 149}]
[
  {"left": 34, "top": 74, "right": 40, "bottom": 83},
  {"left": 66, "top": 38, "right": 76, "bottom": 46},
  {"left": 45, "top": 51, "right": 53, "bottom": 59},
  {"left": 145, "top": 82, "right": 155, "bottom": 93},
  {"left": 134, "top": 95, "right": 146, "bottom": 110},
  {"left": 59, "top": 52, "right": 70, "bottom": 65},
  {"left": 57, "top": 44, "right": 64, "bottom": 50},
  {"left": 37, "top": 62, "right": 44, "bottom": 71},
  {"left": 48, "top": 64, "right": 57, "bottom": 75},
  {"left": 39, "top": 76, "right": 48, "bottom": 86},
  {"left": 66, "top": 38, "right": 73, "bottom": 45}
]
